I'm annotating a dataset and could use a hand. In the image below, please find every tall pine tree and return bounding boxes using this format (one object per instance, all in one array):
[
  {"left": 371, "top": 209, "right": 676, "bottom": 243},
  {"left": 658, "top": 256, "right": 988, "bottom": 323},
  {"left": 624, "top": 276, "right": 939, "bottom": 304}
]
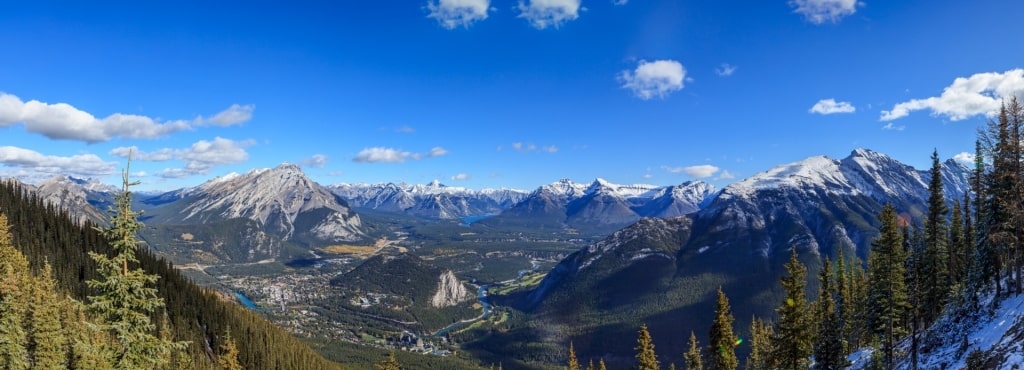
[
  {"left": 85, "top": 165, "right": 188, "bottom": 369},
  {"left": 707, "top": 288, "right": 738, "bottom": 370},
  {"left": 921, "top": 149, "right": 950, "bottom": 324},
  {"left": 745, "top": 318, "right": 773, "bottom": 370},
  {"left": 774, "top": 249, "right": 812, "bottom": 370},
  {"left": 866, "top": 204, "right": 909, "bottom": 370},
  {"left": 635, "top": 324, "right": 659, "bottom": 370},
  {"left": 685, "top": 330, "right": 703, "bottom": 370},
  {"left": 813, "top": 258, "right": 846, "bottom": 370},
  {"left": 0, "top": 214, "right": 30, "bottom": 370}
]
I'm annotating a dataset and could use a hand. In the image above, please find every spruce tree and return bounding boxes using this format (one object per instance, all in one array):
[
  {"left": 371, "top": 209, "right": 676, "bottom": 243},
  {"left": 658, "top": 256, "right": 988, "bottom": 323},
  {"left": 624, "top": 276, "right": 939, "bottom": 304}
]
[
  {"left": 949, "top": 200, "right": 966, "bottom": 288},
  {"left": 921, "top": 149, "right": 949, "bottom": 324},
  {"left": 813, "top": 258, "right": 847, "bottom": 370},
  {"left": 707, "top": 288, "right": 738, "bottom": 370},
  {"left": 0, "top": 214, "right": 30, "bottom": 370},
  {"left": 217, "top": 327, "right": 242, "bottom": 370},
  {"left": 774, "top": 248, "right": 812, "bottom": 370},
  {"left": 27, "top": 262, "right": 67, "bottom": 369},
  {"left": 745, "top": 318, "right": 772, "bottom": 370},
  {"left": 685, "top": 330, "right": 703, "bottom": 370},
  {"left": 376, "top": 351, "right": 401, "bottom": 370},
  {"left": 599, "top": 358, "right": 608, "bottom": 370},
  {"left": 588, "top": 359, "right": 596, "bottom": 370},
  {"left": 635, "top": 324, "right": 659, "bottom": 370},
  {"left": 568, "top": 341, "right": 581, "bottom": 370},
  {"left": 85, "top": 166, "right": 188, "bottom": 369},
  {"left": 866, "top": 204, "right": 909, "bottom": 370}
]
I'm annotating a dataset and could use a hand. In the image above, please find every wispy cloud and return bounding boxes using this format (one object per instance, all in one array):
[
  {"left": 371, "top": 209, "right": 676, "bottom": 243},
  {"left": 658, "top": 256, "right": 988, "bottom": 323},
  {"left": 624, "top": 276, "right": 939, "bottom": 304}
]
[
  {"left": 715, "top": 170, "right": 736, "bottom": 180},
  {"left": 0, "top": 146, "right": 116, "bottom": 180},
  {"left": 427, "top": 0, "right": 491, "bottom": 29},
  {"left": 789, "top": 0, "right": 860, "bottom": 24},
  {"left": 110, "top": 137, "right": 254, "bottom": 178},
  {"left": 352, "top": 146, "right": 449, "bottom": 163},
  {"left": 715, "top": 63, "right": 737, "bottom": 77},
  {"left": 396, "top": 125, "right": 416, "bottom": 134},
  {"left": 451, "top": 173, "right": 470, "bottom": 181},
  {"left": 682, "top": 164, "right": 720, "bottom": 178},
  {"left": 198, "top": 104, "right": 254, "bottom": 127},
  {"left": 0, "top": 92, "right": 253, "bottom": 143},
  {"left": 517, "top": 0, "right": 581, "bottom": 29},
  {"left": 881, "top": 69, "right": 1024, "bottom": 121},
  {"left": 882, "top": 122, "right": 905, "bottom": 131},
  {"left": 618, "top": 60, "right": 687, "bottom": 100},
  {"left": 542, "top": 145, "right": 559, "bottom": 153},
  {"left": 810, "top": 98, "right": 856, "bottom": 115},
  {"left": 301, "top": 154, "right": 329, "bottom": 168}
]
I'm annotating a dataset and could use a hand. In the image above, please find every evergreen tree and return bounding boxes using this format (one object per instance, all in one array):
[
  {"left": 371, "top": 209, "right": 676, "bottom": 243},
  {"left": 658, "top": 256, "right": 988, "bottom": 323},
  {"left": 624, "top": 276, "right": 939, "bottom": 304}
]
[
  {"left": 866, "top": 204, "right": 909, "bottom": 370},
  {"left": 376, "top": 351, "right": 401, "bottom": 370},
  {"left": 217, "top": 327, "right": 243, "bottom": 370},
  {"left": 0, "top": 214, "right": 30, "bottom": 370},
  {"left": 813, "top": 258, "right": 847, "bottom": 370},
  {"left": 949, "top": 200, "right": 966, "bottom": 289},
  {"left": 27, "top": 262, "right": 67, "bottom": 369},
  {"left": 600, "top": 358, "right": 608, "bottom": 370},
  {"left": 635, "top": 324, "right": 659, "bottom": 370},
  {"left": 685, "top": 330, "right": 703, "bottom": 370},
  {"left": 588, "top": 359, "right": 595, "bottom": 370},
  {"left": 568, "top": 341, "right": 581, "bottom": 370},
  {"left": 774, "top": 249, "right": 812, "bottom": 370},
  {"left": 921, "top": 149, "right": 950, "bottom": 324},
  {"left": 707, "top": 288, "right": 738, "bottom": 370},
  {"left": 85, "top": 167, "right": 188, "bottom": 369},
  {"left": 745, "top": 318, "right": 772, "bottom": 370}
]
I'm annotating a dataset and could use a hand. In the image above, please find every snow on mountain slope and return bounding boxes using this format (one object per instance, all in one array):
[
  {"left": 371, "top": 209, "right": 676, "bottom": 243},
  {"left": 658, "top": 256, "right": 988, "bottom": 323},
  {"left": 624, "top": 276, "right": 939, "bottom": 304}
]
[
  {"left": 32, "top": 175, "right": 115, "bottom": 224},
  {"left": 329, "top": 180, "right": 528, "bottom": 219},
  {"left": 179, "top": 163, "right": 364, "bottom": 242}
]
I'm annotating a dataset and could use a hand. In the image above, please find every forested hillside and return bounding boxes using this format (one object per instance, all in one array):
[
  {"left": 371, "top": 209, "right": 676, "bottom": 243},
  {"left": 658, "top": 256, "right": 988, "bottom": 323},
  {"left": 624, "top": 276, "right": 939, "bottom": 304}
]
[{"left": 0, "top": 177, "right": 344, "bottom": 369}]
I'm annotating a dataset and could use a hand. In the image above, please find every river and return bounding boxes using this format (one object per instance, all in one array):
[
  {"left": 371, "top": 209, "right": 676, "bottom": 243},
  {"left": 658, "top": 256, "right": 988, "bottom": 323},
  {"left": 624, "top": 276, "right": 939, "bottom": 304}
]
[
  {"left": 432, "top": 284, "right": 490, "bottom": 337},
  {"left": 233, "top": 291, "right": 258, "bottom": 310}
]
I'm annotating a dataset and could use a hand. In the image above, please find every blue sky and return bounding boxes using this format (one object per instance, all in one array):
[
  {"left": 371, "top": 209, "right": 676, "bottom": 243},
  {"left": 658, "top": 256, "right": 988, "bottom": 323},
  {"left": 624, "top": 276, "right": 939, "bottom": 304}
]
[{"left": 1, "top": 0, "right": 1022, "bottom": 191}]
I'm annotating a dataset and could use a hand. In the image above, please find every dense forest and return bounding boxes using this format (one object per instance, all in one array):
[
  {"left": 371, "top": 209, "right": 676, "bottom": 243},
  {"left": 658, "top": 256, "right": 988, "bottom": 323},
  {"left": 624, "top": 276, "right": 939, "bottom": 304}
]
[{"left": 0, "top": 169, "right": 344, "bottom": 369}]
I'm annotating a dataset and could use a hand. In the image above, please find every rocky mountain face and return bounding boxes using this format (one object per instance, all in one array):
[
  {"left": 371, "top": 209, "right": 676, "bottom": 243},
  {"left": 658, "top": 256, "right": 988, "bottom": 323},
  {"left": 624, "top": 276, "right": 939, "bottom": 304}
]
[
  {"left": 511, "top": 149, "right": 972, "bottom": 366},
  {"left": 165, "top": 163, "right": 365, "bottom": 243},
  {"left": 482, "top": 178, "right": 716, "bottom": 235},
  {"left": 431, "top": 270, "right": 473, "bottom": 308},
  {"left": 329, "top": 180, "right": 529, "bottom": 219},
  {"left": 28, "top": 176, "right": 116, "bottom": 225}
]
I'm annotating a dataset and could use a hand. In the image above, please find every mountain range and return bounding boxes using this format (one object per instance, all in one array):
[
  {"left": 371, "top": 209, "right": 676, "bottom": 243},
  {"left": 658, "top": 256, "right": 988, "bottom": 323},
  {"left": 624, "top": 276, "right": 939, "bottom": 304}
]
[{"left": 491, "top": 148, "right": 973, "bottom": 367}]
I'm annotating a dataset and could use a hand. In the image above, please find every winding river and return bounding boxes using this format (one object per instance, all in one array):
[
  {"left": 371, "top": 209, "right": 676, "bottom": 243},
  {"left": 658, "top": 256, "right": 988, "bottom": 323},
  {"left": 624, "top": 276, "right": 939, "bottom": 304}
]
[{"left": 432, "top": 284, "right": 490, "bottom": 337}]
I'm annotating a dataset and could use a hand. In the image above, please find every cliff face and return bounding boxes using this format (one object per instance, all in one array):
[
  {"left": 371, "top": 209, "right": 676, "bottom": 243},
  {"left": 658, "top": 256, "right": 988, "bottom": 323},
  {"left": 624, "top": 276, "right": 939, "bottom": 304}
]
[{"left": 430, "top": 270, "right": 472, "bottom": 308}]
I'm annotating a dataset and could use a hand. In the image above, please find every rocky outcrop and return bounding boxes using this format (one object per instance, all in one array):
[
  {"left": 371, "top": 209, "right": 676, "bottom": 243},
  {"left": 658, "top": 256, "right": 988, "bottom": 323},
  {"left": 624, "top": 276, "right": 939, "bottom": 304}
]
[{"left": 430, "top": 270, "right": 472, "bottom": 308}]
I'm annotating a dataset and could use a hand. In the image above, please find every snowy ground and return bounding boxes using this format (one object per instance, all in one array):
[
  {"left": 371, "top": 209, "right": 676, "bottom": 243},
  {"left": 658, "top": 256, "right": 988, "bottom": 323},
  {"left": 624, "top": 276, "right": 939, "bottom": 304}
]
[{"left": 847, "top": 291, "right": 1024, "bottom": 370}]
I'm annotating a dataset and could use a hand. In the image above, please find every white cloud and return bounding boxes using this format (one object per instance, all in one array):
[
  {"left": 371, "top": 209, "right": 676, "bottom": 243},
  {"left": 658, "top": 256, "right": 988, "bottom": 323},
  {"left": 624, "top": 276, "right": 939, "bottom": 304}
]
[
  {"left": 642, "top": 173, "right": 653, "bottom": 179},
  {"left": 396, "top": 125, "right": 416, "bottom": 134},
  {"left": 428, "top": 147, "right": 449, "bottom": 157},
  {"left": 716, "top": 170, "right": 736, "bottom": 180},
  {"left": 810, "top": 98, "right": 856, "bottom": 115},
  {"left": 518, "top": 0, "right": 581, "bottom": 29},
  {"left": 111, "top": 137, "right": 253, "bottom": 178},
  {"left": 715, "top": 63, "right": 737, "bottom": 77},
  {"left": 789, "top": 0, "right": 859, "bottom": 24},
  {"left": 200, "top": 104, "right": 254, "bottom": 126},
  {"left": 512, "top": 142, "right": 537, "bottom": 152},
  {"left": 301, "top": 154, "right": 329, "bottom": 168},
  {"left": 353, "top": 146, "right": 447, "bottom": 163},
  {"left": 683, "top": 164, "right": 720, "bottom": 178},
  {"left": 880, "top": 69, "right": 1024, "bottom": 122},
  {"left": 451, "top": 173, "right": 471, "bottom": 181},
  {"left": 0, "top": 146, "right": 116, "bottom": 179},
  {"left": 881, "top": 122, "right": 905, "bottom": 131},
  {"left": 618, "top": 60, "right": 686, "bottom": 100},
  {"left": 427, "top": 0, "right": 490, "bottom": 29},
  {"left": 612, "top": 0, "right": 628, "bottom": 4},
  {"left": 542, "top": 145, "right": 559, "bottom": 153},
  {"left": 0, "top": 92, "right": 252, "bottom": 142},
  {"left": 953, "top": 152, "right": 976, "bottom": 165}
]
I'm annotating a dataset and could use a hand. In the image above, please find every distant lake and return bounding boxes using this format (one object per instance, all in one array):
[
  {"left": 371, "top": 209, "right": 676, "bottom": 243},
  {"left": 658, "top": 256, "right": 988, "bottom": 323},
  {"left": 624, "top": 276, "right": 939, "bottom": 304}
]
[
  {"left": 460, "top": 215, "right": 494, "bottom": 225},
  {"left": 233, "top": 291, "right": 257, "bottom": 310}
]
